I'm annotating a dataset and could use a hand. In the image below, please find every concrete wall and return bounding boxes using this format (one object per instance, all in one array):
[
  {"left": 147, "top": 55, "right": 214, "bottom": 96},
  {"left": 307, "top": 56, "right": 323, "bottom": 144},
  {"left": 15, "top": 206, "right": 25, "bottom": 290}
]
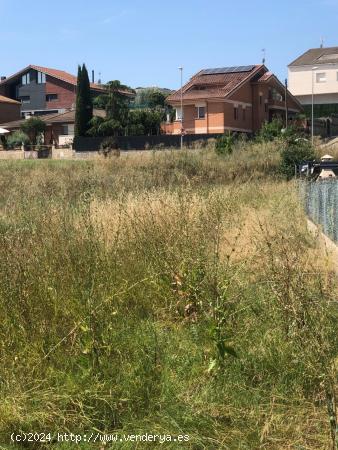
[
  {"left": 289, "top": 64, "right": 338, "bottom": 97},
  {"left": 0, "top": 150, "right": 24, "bottom": 160},
  {"left": 51, "top": 147, "right": 75, "bottom": 159},
  {"left": 296, "top": 93, "right": 338, "bottom": 106},
  {"left": 0, "top": 148, "right": 75, "bottom": 160}
]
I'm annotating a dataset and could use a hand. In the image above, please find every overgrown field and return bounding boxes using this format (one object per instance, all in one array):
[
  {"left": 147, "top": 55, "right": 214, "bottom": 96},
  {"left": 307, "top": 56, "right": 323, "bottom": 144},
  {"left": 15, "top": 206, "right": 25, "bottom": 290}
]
[{"left": 0, "top": 147, "right": 337, "bottom": 449}]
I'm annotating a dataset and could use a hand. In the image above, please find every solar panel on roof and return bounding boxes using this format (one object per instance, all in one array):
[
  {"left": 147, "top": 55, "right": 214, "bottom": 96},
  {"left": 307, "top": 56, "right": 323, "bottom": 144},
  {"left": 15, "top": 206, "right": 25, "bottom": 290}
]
[{"left": 200, "top": 65, "right": 255, "bottom": 75}]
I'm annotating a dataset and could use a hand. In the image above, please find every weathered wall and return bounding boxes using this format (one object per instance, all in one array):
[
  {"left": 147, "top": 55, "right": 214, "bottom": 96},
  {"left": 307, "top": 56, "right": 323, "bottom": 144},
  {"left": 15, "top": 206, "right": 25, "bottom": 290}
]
[
  {"left": 0, "top": 102, "right": 21, "bottom": 123},
  {"left": 0, "top": 150, "right": 24, "bottom": 159},
  {"left": 51, "top": 147, "right": 75, "bottom": 159}
]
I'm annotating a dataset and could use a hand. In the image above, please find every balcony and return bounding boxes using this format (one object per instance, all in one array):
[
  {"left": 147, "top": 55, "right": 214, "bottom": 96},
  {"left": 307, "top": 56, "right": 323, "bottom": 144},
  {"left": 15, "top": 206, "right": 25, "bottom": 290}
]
[{"left": 268, "top": 98, "right": 285, "bottom": 109}]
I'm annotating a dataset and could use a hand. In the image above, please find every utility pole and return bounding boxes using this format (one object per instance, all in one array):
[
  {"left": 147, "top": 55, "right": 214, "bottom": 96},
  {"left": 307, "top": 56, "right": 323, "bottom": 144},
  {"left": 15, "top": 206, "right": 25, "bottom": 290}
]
[
  {"left": 179, "top": 67, "right": 183, "bottom": 149},
  {"left": 311, "top": 66, "right": 318, "bottom": 145}
]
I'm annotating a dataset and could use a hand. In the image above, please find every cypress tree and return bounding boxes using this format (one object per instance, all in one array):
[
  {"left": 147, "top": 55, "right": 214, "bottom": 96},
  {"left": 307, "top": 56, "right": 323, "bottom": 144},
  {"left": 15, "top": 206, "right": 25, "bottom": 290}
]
[
  {"left": 81, "top": 64, "right": 93, "bottom": 131},
  {"left": 75, "top": 64, "right": 93, "bottom": 137}
]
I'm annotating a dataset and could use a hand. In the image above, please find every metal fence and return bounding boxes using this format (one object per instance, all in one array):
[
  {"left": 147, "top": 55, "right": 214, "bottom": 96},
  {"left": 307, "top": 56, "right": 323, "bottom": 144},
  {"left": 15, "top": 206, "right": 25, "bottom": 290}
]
[
  {"left": 301, "top": 180, "right": 338, "bottom": 242},
  {"left": 73, "top": 134, "right": 224, "bottom": 151}
]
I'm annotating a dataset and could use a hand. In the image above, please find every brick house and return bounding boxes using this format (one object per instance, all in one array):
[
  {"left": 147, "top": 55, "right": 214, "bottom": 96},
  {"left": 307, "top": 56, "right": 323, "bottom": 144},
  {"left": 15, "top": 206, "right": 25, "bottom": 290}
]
[
  {"left": 0, "top": 95, "right": 21, "bottom": 123},
  {"left": 164, "top": 64, "right": 302, "bottom": 135},
  {"left": 0, "top": 65, "right": 108, "bottom": 117}
]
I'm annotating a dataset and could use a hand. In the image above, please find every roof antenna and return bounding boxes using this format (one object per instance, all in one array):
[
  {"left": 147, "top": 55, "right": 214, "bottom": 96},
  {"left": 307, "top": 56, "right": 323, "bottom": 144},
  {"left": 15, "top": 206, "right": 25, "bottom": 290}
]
[
  {"left": 261, "top": 48, "right": 266, "bottom": 64},
  {"left": 320, "top": 37, "right": 324, "bottom": 48},
  {"left": 98, "top": 72, "right": 102, "bottom": 85}
]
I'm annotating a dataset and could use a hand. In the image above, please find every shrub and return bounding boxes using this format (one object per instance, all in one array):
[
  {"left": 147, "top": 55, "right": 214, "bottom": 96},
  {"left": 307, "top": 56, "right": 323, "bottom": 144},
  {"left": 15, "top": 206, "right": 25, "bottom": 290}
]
[
  {"left": 99, "top": 136, "right": 120, "bottom": 157},
  {"left": 257, "top": 118, "right": 284, "bottom": 142},
  {"left": 280, "top": 137, "right": 315, "bottom": 178},
  {"left": 215, "top": 132, "right": 234, "bottom": 155},
  {"left": 20, "top": 117, "right": 46, "bottom": 145},
  {"left": 6, "top": 130, "right": 30, "bottom": 149}
]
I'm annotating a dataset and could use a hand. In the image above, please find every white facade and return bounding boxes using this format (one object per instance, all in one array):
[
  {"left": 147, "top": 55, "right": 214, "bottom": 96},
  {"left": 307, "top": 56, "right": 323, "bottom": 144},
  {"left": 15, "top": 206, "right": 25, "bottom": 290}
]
[{"left": 288, "top": 63, "right": 338, "bottom": 105}]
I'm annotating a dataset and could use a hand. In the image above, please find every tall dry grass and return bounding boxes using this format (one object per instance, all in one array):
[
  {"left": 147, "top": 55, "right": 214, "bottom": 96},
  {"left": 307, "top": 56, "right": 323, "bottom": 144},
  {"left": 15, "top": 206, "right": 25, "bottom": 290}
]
[{"left": 0, "top": 147, "right": 336, "bottom": 449}]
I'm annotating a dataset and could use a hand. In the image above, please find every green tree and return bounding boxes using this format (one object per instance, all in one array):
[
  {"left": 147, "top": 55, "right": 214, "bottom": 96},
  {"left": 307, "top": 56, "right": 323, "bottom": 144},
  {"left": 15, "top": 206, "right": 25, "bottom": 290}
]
[
  {"left": 75, "top": 64, "right": 93, "bottom": 137},
  {"left": 126, "top": 109, "right": 165, "bottom": 136},
  {"left": 147, "top": 91, "right": 166, "bottom": 108},
  {"left": 7, "top": 130, "right": 30, "bottom": 148},
  {"left": 133, "top": 88, "right": 170, "bottom": 109},
  {"left": 257, "top": 118, "right": 284, "bottom": 142},
  {"left": 280, "top": 137, "right": 315, "bottom": 179},
  {"left": 215, "top": 132, "right": 235, "bottom": 155},
  {"left": 20, "top": 117, "right": 46, "bottom": 145},
  {"left": 92, "top": 80, "right": 132, "bottom": 136}
]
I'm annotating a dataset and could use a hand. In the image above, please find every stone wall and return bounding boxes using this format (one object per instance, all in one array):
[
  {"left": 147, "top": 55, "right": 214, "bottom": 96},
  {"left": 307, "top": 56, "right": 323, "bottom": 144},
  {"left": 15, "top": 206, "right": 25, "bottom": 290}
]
[
  {"left": 51, "top": 147, "right": 75, "bottom": 159},
  {"left": 0, "top": 150, "right": 24, "bottom": 160}
]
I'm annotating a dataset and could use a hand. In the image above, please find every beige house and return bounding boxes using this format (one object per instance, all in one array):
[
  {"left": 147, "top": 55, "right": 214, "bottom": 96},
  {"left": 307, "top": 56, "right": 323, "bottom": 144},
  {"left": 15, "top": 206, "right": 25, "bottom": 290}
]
[{"left": 288, "top": 47, "right": 338, "bottom": 114}]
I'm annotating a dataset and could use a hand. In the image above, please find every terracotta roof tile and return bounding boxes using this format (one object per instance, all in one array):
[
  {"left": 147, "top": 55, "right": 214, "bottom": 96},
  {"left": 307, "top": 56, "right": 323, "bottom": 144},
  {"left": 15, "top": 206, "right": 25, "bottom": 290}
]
[
  {"left": 257, "top": 71, "right": 273, "bottom": 82},
  {"left": 0, "top": 65, "right": 134, "bottom": 96},
  {"left": 43, "top": 108, "right": 105, "bottom": 124},
  {"left": 0, "top": 95, "right": 20, "bottom": 105},
  {"left": 30, "top": 65, "right": 106, "bottom": 91},
  {"left": 0, "top": 108, "right": 106, "bottom": 128},
  {"left": 167, "top": 65, "right": 263, "bottom": 102}
]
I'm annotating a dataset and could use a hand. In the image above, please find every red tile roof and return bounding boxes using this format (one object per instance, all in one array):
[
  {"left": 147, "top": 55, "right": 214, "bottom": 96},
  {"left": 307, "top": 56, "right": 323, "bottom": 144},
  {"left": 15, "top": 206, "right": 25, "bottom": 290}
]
[
  {"left": 257, "top": 71, "right": 273, "bottom": 82},
  {"left": 167, "top": 65, "right": 264, "bottom": 102},
  {"left": 0, "top": 108, "right": 105, "bottom": 129},
  {"left": 0, "top": 65, "right": 134, "bottom": 96}
]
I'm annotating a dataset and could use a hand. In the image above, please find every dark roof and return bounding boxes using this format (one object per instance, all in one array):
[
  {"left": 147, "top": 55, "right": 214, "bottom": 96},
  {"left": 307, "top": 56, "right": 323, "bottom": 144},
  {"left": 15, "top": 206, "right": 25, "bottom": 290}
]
[
  {"left": 289, "top": 47, "right": 338, "bottom": 66},
  {"left": 199, "top": 65, "right": 256, "bottom": 75},
  {"left": 167, "top": 65, "right": 263, "bottom": 102}
]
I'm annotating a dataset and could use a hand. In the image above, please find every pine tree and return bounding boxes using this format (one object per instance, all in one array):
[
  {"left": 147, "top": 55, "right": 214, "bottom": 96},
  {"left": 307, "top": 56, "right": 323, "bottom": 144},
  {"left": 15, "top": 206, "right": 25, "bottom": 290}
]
[{"left": 75, "top": 64, "right": 93, "bottom": 137}]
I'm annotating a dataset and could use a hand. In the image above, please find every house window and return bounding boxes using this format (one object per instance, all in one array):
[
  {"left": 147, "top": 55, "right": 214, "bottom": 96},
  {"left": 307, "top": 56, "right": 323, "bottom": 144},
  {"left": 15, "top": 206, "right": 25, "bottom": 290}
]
[
  {"left": 37, "top": 72, "right": 46, "bottom": 84},
  {"left": 265, "top": 103, "right": 268, "bottom": 113},
  {"left": 176, "top": 107, "right": 183, "bottom": 120},
  {"left": 62, "top": 124, "right": 74, "bottom": 135},
  {"left": 20, "top": 96, "right": 30, "bottom": 104},
  {"left": 21, "top": 73, "right": 30, "bottom": 85},
  {"left": 316, "top": 72, "right": 326, "bottom": 83},
  {"left": 234, "top": 106, "right": 238, "bottom": 120},
  {"left": 197, "top": 106, "right": 205, "bottom": 119},
  {"left": 259, "top": 94, "right": 263, "bottom": 105},
  {"left": 243, "top": 107, "right": 246, "bottom": 121},
  {"left": 46, "top": 94, "right": 58, "bottom": 102}
]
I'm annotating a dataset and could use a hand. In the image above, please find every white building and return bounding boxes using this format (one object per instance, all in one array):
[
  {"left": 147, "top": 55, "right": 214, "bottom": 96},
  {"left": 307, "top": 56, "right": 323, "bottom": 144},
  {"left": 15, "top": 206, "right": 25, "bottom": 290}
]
[{"left": 288, "top": 47, "right": 338, "bottom": 115}]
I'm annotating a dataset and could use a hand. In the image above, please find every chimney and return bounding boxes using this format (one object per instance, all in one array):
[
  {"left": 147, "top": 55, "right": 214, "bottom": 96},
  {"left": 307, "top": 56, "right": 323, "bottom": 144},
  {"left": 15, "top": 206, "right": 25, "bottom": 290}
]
[
  {"left": 0, "top": 76, "right": 6, "bottom": 82},
  {"left": 92, "top": 70, "right": 95, "bottom": 83}
]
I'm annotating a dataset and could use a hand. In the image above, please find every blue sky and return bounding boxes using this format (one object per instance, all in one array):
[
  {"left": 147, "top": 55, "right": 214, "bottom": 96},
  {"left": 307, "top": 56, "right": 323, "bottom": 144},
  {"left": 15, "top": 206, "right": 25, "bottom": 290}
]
[{"left": 1, "top": 0, "right": 338, "bottom": 90}]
